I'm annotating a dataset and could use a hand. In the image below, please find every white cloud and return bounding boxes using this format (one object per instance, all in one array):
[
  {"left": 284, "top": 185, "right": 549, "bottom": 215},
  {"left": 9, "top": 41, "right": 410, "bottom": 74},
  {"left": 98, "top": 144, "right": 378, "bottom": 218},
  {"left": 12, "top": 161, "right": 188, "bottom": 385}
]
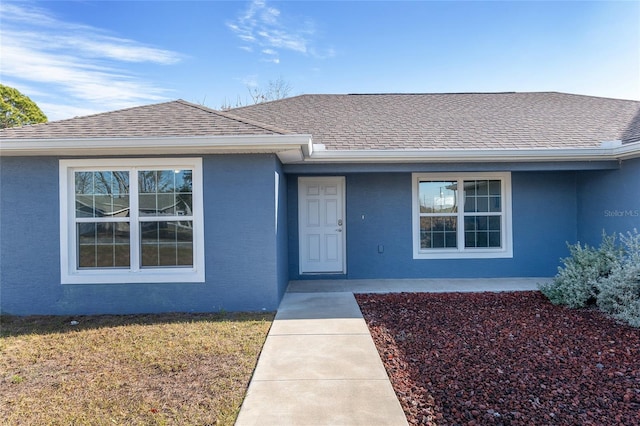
[
  {"left": 0, "top": 3, "right": 182, "bottom": 120},
  {"left": 240, "top": 75, "right": 260, "bottom": 88},
  {"left": 227, "top": 0, "right": 323, "bottom": 63}
]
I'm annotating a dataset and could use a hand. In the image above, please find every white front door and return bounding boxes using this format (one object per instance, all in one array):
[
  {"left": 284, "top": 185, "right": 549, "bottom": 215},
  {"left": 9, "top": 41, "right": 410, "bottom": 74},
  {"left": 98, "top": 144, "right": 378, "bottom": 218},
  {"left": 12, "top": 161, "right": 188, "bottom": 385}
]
[{"left": 298, "top": 177, "right": 345, "bottom": 273}]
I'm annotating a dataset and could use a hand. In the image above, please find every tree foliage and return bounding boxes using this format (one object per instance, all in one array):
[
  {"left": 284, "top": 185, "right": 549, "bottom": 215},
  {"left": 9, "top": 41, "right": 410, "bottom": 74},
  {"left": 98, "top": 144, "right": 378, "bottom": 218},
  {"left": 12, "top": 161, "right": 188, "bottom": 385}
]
[{"left": 0, "top": 84, "right": 48, "bottom": 128}]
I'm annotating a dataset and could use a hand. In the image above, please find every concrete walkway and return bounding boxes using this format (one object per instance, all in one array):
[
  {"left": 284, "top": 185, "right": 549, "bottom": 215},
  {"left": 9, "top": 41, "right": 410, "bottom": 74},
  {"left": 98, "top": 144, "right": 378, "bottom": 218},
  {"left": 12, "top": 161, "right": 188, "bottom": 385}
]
[{"left": 235, "top": 278, "right": 547, "bottom": 426}]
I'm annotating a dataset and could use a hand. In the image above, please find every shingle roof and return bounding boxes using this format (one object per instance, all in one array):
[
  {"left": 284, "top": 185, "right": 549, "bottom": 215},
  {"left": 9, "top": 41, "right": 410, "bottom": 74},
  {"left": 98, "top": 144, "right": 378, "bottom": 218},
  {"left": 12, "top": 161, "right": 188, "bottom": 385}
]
[
  {"left": 2, "top": 93, "right": 638, "bottom": 152},
  {"left": 229, "top": 92, "right": 640, "bottom": 150},
  {"left": 0, "top": 99, "right": 289, "bottom": 139}
]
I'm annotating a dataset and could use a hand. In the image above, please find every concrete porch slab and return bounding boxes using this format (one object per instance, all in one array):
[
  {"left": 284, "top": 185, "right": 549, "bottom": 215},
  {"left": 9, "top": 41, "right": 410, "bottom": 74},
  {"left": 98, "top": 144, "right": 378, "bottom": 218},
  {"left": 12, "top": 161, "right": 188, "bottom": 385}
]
[{"left": 287, "top": 277, "right": 551, "bottom": 294}]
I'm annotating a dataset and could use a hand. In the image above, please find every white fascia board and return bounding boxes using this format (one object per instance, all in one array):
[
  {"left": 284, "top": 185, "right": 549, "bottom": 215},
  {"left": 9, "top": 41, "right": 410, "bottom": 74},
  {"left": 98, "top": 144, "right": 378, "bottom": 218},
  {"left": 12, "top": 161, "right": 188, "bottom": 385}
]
[
  {"left": 3, "top": 134, "right": 637, "bottom": 163},
  {"left": 303, "top": 144, "right": 640, "bottom": 163},
  {"left": 0, "top": 134, "right": 313, "bottom": 161},
  {"left": 614, "top": 140, "right": 640, "bottom": 160}
]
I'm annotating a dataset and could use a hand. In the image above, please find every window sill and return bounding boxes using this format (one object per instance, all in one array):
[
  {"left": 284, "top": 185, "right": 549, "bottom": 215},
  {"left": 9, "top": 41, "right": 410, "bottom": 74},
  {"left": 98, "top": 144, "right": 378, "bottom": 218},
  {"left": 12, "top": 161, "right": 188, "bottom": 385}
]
[
  {"left": 413, "top": 249, "right": 513, "bottom": 260},
  {"left": 61, "top": 269, "right": 205, "bottom": 284}
]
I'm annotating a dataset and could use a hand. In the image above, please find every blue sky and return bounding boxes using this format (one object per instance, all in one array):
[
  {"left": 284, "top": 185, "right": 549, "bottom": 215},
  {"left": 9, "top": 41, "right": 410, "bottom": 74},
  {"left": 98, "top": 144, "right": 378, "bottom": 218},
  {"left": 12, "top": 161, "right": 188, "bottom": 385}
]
[{"left": 1, "top": 0, "right": 638, "bottom": 121}]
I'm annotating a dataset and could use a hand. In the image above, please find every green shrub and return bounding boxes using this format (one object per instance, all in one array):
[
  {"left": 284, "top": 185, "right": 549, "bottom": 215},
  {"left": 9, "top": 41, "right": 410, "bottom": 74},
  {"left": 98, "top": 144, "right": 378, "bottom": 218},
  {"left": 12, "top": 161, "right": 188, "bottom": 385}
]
[
  {"left": 540, "top": 233, "right": 620, "bottom": 308},
  {"left": 596, "top": 230, "right": 640, "bottom": 327}
]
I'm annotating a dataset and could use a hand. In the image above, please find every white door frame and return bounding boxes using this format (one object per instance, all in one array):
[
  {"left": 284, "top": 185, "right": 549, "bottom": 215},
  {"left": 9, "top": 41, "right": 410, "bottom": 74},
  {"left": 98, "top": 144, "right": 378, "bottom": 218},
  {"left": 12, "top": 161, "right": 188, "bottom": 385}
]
[{"left": 298, "top": 176, "right": 346, "bottom": 274}]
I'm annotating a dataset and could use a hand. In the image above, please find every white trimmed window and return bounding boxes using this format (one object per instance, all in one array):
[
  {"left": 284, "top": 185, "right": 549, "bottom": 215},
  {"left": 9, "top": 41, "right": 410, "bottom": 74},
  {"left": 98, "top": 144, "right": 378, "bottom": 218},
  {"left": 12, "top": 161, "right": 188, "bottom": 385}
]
[
  {"left": 60, "top": 158, "right": 205, "bottom": 284},
  {"left": 412, "top": 172, "right": 513, "bottom": 259}
]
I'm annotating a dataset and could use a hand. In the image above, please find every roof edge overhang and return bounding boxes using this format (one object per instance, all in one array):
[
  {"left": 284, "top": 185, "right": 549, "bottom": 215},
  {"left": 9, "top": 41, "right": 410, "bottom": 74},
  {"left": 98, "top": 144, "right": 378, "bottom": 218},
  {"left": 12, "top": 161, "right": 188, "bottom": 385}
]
[
  {"left": 0, "top": 134, "right": 314, "bottom": 163},
  {"left": 2, "top": 136, "right": 638, "bottom": 164},
  {"left": 301, "top": 141, "right": 640, "bottom": 163}
]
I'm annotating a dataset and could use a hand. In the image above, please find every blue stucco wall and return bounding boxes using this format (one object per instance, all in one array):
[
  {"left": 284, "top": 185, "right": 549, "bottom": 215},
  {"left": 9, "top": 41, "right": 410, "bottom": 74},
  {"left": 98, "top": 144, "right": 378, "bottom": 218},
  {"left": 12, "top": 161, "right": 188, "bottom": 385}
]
[
  {"left": 275, "top": 164, "right": 290, "bottom": 300},
  {"left": 0, "top": 157, "right": 61, "bottom": 313},
  {"left": 3, "top": 153, "right": 634, "bottom": 315},
  {"left": 577, "top": 157, "right": 640, "bottom": 246},
  {"left": 0, "top": 154, "right": 284, "bottom": 315},
  {"left": 288, "top": 171, "right": 578, "bottom": 279}
]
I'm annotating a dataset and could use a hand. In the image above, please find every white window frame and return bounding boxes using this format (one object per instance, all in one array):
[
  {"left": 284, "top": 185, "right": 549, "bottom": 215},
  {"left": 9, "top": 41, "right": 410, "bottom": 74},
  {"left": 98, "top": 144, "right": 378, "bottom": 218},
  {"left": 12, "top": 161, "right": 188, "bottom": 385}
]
[
  {"left": 60, "top": 158, "right": 205, "bottom": 284},
  {"left": 412, "top": 172, "right": 513, "bottom": 259}
]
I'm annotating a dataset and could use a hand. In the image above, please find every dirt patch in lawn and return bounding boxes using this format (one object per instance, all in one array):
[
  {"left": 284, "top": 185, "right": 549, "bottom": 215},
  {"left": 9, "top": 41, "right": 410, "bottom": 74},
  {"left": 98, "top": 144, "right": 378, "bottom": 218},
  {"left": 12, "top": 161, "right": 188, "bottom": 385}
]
[
  {"left": 356, "top": 291, "right": 640, "bottom": 425},
  {"left": 0, "top": 312, "right": 273, "bottom": 426}
]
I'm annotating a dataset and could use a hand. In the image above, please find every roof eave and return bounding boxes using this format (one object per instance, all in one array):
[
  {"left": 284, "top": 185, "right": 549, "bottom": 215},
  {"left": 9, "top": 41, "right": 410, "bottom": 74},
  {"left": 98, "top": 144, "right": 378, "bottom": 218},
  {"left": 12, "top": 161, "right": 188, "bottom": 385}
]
[
  {"left": 2, "top": 136, "right": 638, "bottom": 164},
  {"left": 300, "top": 142, "right": 640, "bottom": 163},
  {"left": 0, "top": 134, "right": 314, "bottom": 163}
]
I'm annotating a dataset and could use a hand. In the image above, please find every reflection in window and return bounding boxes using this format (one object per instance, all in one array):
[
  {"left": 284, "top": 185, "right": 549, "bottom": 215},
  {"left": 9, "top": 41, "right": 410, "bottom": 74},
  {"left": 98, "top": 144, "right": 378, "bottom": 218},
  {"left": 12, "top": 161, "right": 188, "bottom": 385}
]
[
  {"left": 138, "top": 170, "right": 194, "bottom": 268},
  {"left": 420, "top": 216, "right": 457, "bottom": 249},
  {"left": 419, "top": 181, "right": 458, "bottom": 248},
  {"left": 75, "top": 171, "right": 130, "bottom": 268},
  {"left": 419, "top": 181, "right": 457, "bottom": 213},
  {"left": 463, "top": 180, "right": 501, "bottom": 213},
  {"left": 75, "top": 171, "right": 130, "bottom": 218},
  {"left": 138, "top": 170, "right": 192, "bottom": 216},
  {"left": 415, "top": 174, "right": 510, "bottom": 257},
  {"left": 61, "top": 158, "right": 204, "bottom": 284},
  {"left": 77, "top": 222, "right": 130, "bottom": 268},
  {"left": 463, "top": 180, "right": 502, "bottom": 248},
  {"left": 140, "top": 221, "right": 193, "bottom": 267},
  {"left": 72, "top": 168, "right": 195, "bottom": 270}
]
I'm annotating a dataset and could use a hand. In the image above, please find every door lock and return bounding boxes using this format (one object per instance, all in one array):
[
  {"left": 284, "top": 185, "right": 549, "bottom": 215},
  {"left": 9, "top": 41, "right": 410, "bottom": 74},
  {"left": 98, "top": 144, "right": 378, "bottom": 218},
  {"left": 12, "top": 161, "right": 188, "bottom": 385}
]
[{"left": 337, "top": 219, "right": 343, "bottom": 226}]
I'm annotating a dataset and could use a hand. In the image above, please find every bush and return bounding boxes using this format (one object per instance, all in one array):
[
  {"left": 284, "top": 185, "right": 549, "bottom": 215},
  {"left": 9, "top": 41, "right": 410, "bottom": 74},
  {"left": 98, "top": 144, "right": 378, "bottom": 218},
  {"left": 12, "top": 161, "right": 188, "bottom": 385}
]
[
  {"left": 539, "top": 233, "right": 620, "bottom": 308},
  {"left": 596, "top": 230, "right": 640, "bottom": 327}
]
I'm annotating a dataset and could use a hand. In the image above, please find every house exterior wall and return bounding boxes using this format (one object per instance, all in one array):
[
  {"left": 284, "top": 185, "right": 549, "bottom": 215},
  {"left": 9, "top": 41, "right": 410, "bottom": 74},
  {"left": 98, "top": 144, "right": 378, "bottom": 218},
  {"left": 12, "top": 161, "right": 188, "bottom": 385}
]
[
  {"left": 288, "top": 170, "right": 578, "bottom": 280},
  {"left": 0, "top": 154, "right": 284, "bottom": 315},
  {"left": 577, "top": 157, "right": 640, "bottom": 246},
  {"left": 275, "top": 164, "right": 290, "bottom": 301}
]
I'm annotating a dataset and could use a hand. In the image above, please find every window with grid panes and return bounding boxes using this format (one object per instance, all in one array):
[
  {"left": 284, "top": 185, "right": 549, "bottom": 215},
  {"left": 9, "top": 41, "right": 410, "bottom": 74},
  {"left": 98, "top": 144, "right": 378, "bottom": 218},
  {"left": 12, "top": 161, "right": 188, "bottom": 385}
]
[
  {"left": 413, "top": 173, "right": 513, "bottom": 259},
  {"left": 60, "top": 158, "right": 205, "bottom": 284}
]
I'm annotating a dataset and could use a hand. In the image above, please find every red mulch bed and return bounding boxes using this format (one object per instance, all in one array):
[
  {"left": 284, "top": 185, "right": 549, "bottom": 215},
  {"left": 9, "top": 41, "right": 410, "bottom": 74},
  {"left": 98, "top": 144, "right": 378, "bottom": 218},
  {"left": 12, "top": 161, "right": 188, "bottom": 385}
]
[{"left": 355, "top": 291, "right": 640, "bottom": 425}]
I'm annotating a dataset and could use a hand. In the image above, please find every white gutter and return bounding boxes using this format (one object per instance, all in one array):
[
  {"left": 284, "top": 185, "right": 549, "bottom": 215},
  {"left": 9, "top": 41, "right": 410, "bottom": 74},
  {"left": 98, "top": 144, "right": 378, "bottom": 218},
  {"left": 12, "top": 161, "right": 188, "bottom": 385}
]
[
  {"left": 1, "top": 135, "right": 638, "bottom": 163},
  {"left": 0, "top": 134, "right": 314, "bottom": 163},
  {"left": 301, "top": 141, "right": 640, "bottom": 163}
]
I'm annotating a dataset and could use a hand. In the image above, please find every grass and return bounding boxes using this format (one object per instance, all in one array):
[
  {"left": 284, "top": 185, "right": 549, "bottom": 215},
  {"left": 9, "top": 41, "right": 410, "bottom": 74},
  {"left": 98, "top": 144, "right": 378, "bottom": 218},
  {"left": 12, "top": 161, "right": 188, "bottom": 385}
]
[{"left": 0, "top": 312, "right": 273, "bottom": 426}]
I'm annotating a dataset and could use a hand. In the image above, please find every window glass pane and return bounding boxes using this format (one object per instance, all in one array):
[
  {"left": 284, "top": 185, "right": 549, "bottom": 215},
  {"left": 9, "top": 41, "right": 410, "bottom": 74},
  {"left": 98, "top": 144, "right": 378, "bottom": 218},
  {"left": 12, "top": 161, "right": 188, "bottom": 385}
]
[
  {"left": 76, "top": 171, "right": 129, "bottom": 218},
  {"left": 476, "top": 180, "right": 489, "bottom": 196},
  {"left": 419, "top": 181, "right": 457, "bottom": 213},
  {"left": 139, "top": 194, "right": 157, "bottom": 216},
  {"left": 489, "top": 180, "right": 501, "bottom": 195},
  {"left": 465, "top": 232, "right": 476, "bottom": 247},
  {"left": 75, "top": 172, "right": 94, "bottom": 194},
  {"left": 138, "top": 170, "right": 158, "bottom": 193},
  {"left": 489, "top": 231, "right": 501, "bottom": 247},
  {"left": 488, "top": 216, "right": 501, "bottom": 230},
  {"left": 464, "top": 216, "right": 501, "bottom": 248},
  {"left": 489, "top": 196, "right": 501, "bottom": 212},
  {"left": 140, "top": 221, "right": 193, "bottom": 267},
  {"left": 463, "top": 181, "right": 477, "bottom": 213},
  {"left": 420, "top": 216, "right": 457, "bottom": 249},
  {"left": 464, "top": 180, "right": 501, "bottom": 213},
  {"left": 476, "top": 197, "right": 488, "bottom": 213},
  {"left": 77, "top": 222, "right": 130, "bottom": 268},
  {"left": 139, "top": 170, "right": 193, "bottom": 216},
  {"left": 478, "top": 232, "right": 489, "bottom": 247}
]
